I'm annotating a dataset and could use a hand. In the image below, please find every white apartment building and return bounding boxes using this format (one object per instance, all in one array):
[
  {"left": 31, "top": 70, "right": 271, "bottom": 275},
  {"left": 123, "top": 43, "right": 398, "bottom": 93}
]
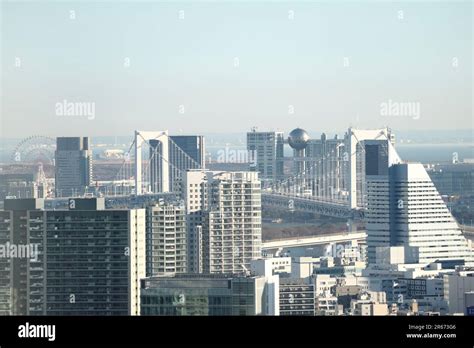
[
  {"left": 146, "top": 202, "right": 187, "bottom": 275},
  {"left": 181, "top": 170, "right": 207, "bottom": 273},
  {"left": 182, "top": 170, "right": 262, "bottom": 274}
]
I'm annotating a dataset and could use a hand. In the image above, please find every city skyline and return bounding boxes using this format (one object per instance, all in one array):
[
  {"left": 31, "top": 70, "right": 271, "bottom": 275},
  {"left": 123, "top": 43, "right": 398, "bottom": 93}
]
[{"left": 1, "top": 1, "right": 473, "bottom": 344}]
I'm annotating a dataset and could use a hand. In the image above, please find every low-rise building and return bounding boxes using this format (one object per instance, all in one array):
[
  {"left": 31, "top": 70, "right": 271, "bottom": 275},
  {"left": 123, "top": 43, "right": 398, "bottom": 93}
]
[
  {"left": 315, "top": 295, "right": 341, "bottom": 316},
  {"left": 443, "top": 269, "right": 474, "bottom": 314},
  {"left": 351, "top": 292, "right": 388, "bottom": 316},
  {"left": 313, "top": 274, "right": 337, "bottom": 296},
  {"left": 251, "top": 257, "right": 291, "bottom": 277},
  {"left": 279, "top": 279, "right": 315, "bottom": 316},
  {"left": 140, "top": 273, "right": 279, "bottom": 316}
]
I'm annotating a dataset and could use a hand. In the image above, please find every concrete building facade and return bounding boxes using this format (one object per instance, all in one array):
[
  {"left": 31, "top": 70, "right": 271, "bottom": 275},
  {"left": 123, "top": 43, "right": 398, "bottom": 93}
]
[
  {"left": 140, "top": 273, "right": 278, "bottom": 316},
  {"left": 181, "top": 170, "right": 262, "bottom": 274},
  {"left": 2, "top": 198, "right": 145, "bottom": 315},
  {"left": 246, "top": 130, "right": 284, "bottom": 183},
  {"left": 146, "top": 202, "right": 187, "bottom": 275},
  {"left": 367, "top": 162, "right": 473, "bottom": 264}
]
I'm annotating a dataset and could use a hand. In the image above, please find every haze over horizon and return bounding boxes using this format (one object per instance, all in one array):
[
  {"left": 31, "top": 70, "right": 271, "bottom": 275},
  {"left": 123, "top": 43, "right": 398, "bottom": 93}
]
[{"left": 1, "top": 1, "right": 473, "bottom": 137}]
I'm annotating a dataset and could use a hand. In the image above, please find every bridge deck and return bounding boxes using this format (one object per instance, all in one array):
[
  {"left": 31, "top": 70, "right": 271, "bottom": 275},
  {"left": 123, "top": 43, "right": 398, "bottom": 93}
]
[
  {"left": 262, "top": 231, "right": 367, "bottom": 250},
  {"left": 262, "top": 192, "right": 364, "bottom": 220}
]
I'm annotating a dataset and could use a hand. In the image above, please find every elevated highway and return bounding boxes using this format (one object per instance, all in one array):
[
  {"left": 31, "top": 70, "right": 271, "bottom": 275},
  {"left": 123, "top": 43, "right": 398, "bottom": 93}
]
[
  {"left": 262, "top": 231, "right": 366, "bottom": 250},
  {"left": 262, "top": 192, "right": 365, "bottom": 220}
]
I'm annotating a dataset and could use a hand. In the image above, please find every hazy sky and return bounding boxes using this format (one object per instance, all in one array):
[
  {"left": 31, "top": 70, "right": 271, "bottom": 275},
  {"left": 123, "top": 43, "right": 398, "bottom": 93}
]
[{"left": 1, "top": 0, "right": 473, "bottom": 138}]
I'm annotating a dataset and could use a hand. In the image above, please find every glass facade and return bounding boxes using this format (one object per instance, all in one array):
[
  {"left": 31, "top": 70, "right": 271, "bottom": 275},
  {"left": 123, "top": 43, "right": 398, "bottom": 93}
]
[{"left": 141, "top": 275, "right": 260, "bottom": 316}]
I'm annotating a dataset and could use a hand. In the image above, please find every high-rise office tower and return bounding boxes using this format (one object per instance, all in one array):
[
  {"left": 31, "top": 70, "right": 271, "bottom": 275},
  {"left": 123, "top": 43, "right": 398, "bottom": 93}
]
[
  {"left": 365, "top": 139, "right": 393, "bottom": 264},
  {"left": 181, "top": 170, "right": 262, "bottom": 274},
  {"left": 169, "top": 135, "right": 205, "bottom": 168},
  {"left": 246, "top": 130, "right": 284, "bottom": 184},
  {"left": 169, "top": 136, "right": 205, "bottom": 193},
  {"left": 367, "top": 162, "right": 473, "bottom": 265},
  {"left": 55, "top": 137, "right": 92, "bottom": 197},
  {"left": 146, "top": 202, "right": 187, "bottom": 275}
]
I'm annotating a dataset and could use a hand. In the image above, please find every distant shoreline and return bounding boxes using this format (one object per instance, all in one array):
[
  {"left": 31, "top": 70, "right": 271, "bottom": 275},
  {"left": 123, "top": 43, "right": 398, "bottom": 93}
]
[{"left": 397, "top": 143, "right": 474, "bottom": 146}]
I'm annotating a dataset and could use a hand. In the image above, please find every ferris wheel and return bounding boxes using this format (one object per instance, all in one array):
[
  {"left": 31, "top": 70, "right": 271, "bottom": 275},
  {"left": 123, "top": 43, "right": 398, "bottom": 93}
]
[{"left": 10, "top": 135, "right": 56, "bottom": 165}]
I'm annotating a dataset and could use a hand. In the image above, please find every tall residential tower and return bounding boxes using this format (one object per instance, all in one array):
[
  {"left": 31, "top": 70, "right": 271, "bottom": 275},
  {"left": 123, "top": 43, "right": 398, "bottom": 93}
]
[{"left": 181, "top": 170, "right": 262, "bottom": 274}]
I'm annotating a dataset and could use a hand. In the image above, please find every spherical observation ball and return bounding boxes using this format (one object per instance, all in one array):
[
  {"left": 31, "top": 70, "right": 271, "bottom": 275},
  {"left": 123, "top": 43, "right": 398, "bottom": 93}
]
[{"left": 288, "top": 128, "right": 310, "bottom": 150}]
